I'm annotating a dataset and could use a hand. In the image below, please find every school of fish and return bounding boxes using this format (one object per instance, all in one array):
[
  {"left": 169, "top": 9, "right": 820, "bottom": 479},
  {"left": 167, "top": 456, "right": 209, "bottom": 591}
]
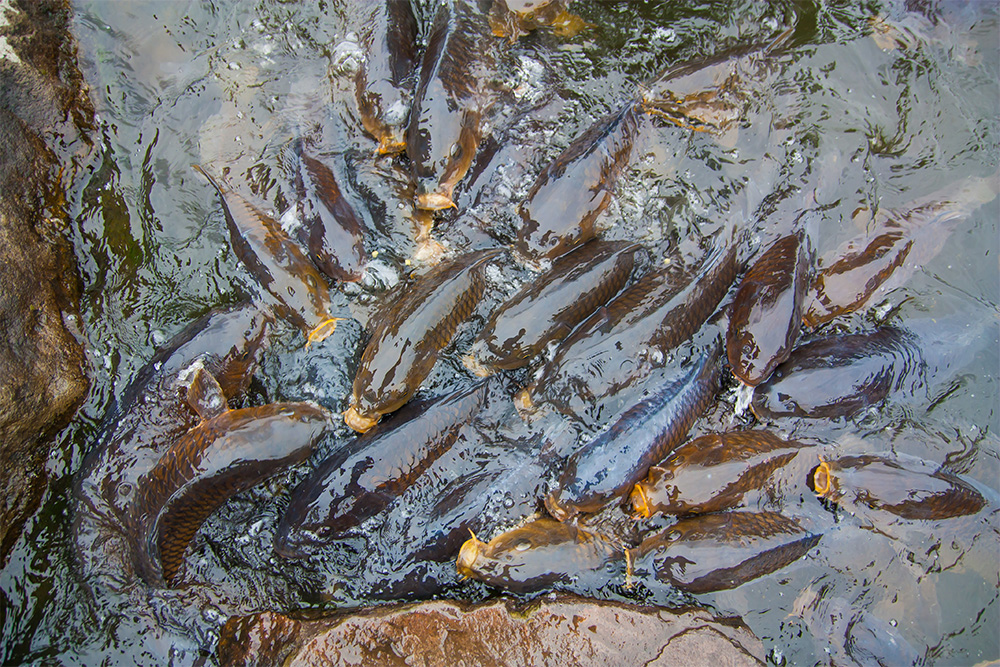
[{"left": 72, "top": 0, "right": 997, "bottom": 658}]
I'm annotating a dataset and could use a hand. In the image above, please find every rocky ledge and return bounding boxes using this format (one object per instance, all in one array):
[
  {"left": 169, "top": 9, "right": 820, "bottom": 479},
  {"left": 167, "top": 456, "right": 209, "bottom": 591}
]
[
  {"left": 0, "top": 0, "right": 92, "bottom": 566},
  {"left": 218, "top": 594, "right": 765, "bottom": 667}
]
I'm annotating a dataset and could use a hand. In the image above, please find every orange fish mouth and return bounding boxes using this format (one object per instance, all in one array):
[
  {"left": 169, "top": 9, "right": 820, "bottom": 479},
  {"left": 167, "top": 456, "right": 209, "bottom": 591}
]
[
  {"left": 629, "top": 483, "right": 652, "bottom": 519},
  {"left": 812, "top": 458, "right": 833, "bottom": 497},
  {"left": 344, "top": 405, "right": 379, "bottom": 433},
  {"left": 456, "top": 530, "right": 487, "bottom": 579}
]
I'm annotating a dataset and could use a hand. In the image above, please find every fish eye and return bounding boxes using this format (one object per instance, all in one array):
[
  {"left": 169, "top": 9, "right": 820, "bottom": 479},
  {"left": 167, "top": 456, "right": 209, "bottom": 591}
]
[{"left": 514, "top": 541, "right": 531, "bottom": 552}]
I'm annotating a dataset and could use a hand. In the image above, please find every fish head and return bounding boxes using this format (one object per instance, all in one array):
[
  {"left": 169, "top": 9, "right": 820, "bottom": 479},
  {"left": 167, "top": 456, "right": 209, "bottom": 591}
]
[{"left": 458, "top": 519, "right": 586, "bottom": 591}]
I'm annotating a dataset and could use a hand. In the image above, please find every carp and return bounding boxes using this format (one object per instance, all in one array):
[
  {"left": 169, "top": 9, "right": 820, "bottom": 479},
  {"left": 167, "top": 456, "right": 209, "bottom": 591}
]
[
  {"left": 727, "top": 231, "right": 813, "bottom": 386},
  {"left": 629, "top": 511, "right": 820, "bottom": 593},
  {"left": 289, "top": 142, "right": 367, "bottom": 282},
  {"left": 131, "top": 401, "right": 330, "bottom": 586},
  {"left": 195, "top": 166, "right": 343, "bottom": 346},
  {"left": 463, "top": 241, "right": 644, "bottom": 376},
  {"left": 514, "top": 100, "right": 642, "bottom": 263},
  {"left": 812, "top": 455, "right": 986, "bottom": 521},
  {"left": 345, "top": 248, "right": 503, "bottom": 432},
  {"left": 630, "top": 430, "right": 809, "bottom": 519},
  {"left": 751, "top": 327, "right": 924, "bottom": 420},
  {"left": 407, "top": 0, "right": 496, "bottom": 210},
  {"left": 275, "top": 378, "right": 495, "bottom": 556},
  {"left": 354, "top": 0, "right": 419, "bottom": 155},
  {"left": 545, "top": 343, "right": 721, "bottom": 522},
  {"left": 457, "top": 517, "right": 622, "bottom": 593}
]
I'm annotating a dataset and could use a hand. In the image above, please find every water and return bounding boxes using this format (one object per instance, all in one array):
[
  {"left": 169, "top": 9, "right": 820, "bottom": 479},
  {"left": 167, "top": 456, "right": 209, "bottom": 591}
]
[{"left": 1, "top": 0, "right": 998, "bottom": 664}]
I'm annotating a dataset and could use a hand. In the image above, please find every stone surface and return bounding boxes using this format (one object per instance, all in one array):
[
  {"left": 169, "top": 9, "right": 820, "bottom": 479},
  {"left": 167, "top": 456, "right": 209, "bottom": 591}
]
[
  {"left": 218, "top": 595, "right": 765, "bottom": 667},
  {"left": 0, "top": 0, "right": 92, "bottom": 566}
]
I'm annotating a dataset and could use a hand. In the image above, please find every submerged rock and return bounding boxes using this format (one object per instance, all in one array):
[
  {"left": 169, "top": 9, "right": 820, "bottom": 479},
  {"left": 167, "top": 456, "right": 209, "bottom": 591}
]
[{"left": 218, "top": 595, "right": 765, "bottom": 667}]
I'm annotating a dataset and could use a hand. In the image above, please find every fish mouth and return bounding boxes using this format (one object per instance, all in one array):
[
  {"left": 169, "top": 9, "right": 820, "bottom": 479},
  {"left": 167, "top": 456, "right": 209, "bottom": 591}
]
[
  {"left": 376, "top": 135, "right": 407, "bottom": 156},
  {"left": 811, "top": 459, "right": 833, "bottom": 497},
  {"left": 344, "top": 405, "right": 379, "bottom": 433},
  {"left": 461, "top": 352, "right": 494, "bottom": 378},
  {"left": 415, "top": 191, "right": 457, "bottom": 211},
  {"left": 629, "top": 483, "right": 652, "bottom": 519},
  {"left": 544, "top": 491, "right": 575, "bottom": 523},
  {"left": 456, "top": 531, "right": 487, "bottom": 579}
]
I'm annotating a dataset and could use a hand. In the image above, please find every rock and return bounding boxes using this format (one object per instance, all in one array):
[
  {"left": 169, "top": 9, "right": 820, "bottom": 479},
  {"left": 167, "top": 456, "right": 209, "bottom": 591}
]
[
  {"left": 0, "top": 0, "right": 93, "bottom": 566},
  {"left": 218, "top": 595, "right": 765, "bottom": 667}
]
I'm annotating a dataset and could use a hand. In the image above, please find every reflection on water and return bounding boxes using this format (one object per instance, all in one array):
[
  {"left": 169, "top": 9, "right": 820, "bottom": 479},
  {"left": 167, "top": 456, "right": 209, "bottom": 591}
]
[{"left": 0, "top": 0, "right": 997, "bottom": 664}]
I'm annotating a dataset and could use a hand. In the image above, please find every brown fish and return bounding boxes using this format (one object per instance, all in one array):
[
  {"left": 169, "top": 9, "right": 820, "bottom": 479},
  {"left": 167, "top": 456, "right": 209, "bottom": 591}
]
[
  {"left": 640, "top": 28, "right": 795, "bottom": 135},
  {"left": 407, "top": 0, "right": 495, "bottom": 210},
  {"left": 804, "top": 172, "right": 999, "bottom": 326},
  {"left": 345, "top": 248, "right": 503, "bottom": 432},
  {"left": 727, "top": 231, "right": 813, "bottom": 386},
  {"left": 629, "top": 511, "right": 820, "bottom": 593},
  {"left": 751, "top": 327, "right": 924, "bottom": 420},
  {"left": 630, "top": 430, "right": 808, "bottom": 519},
  {"left": 488, "top": 0, "right": 584, "bottom": 42},
  {"left": 131, "top": 402, "right": 330, "bottom": 587},
  {"left": 290, "top": 143, "right": 367, "bottom": 282},
  {"left": 457, "top": 517, "right": 622, "bottom": 593},
  {"left": 355, "top": 0, "right": 419, "bottom": 155},
  {"left": 514, "top": 100, "right": 643, "bottom": 263},
  {"left": 521, "top": 242, "right": 736, "bottom": 424},
  {"left": 463, "top": 241, "right": 644, "bottom": 376},
  {"left": 812, "top": 455, "right": 985, "bottom": 521},
  {"left": 195, "top": 166, "right": 342, "bottom": 346},
  {"left": 545, "top": 343, "right": 721, "bottom": 522}
]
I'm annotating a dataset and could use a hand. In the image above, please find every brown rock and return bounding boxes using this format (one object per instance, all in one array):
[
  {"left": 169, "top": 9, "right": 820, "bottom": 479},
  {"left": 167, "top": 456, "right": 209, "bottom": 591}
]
[
  {"left": 0, "top": 0, "right": 93, "bottom": 566},
  {"left": 219, "top": 596, "right": 764, "bottom": 667}
]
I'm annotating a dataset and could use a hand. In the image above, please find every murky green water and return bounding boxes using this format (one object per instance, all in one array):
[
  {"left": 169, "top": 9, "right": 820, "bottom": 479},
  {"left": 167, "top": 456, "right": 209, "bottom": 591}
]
[{"left": 1, "top": 1, "right": 998, "bottom": 664}]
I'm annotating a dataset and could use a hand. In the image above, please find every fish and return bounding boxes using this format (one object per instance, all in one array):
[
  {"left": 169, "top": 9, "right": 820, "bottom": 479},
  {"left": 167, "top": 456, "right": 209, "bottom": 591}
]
[
  {"left": 804, "top": 172, "right": 999, "bottom": 327},
  {"left": 514, "top": 100, "right": 643, "bottom": 263},
  {"left": 289, "top": 142, "right": 367, "bottom": 282},
  {"left": 520, "top": 242, "right": 736, "bottom": 425},
  {"left": 131, "top": 401, "right": 330, "bottom": 587},
  {"left": 345, "top": 248, "right": 503, "bottom": 432},
  {"left": 194, "top": 166, "right": 342, "bottom": 346},
  {"left": 354, "top": 0, "right": 419, "bottom": 155},
  {"left": 629, "top": 511, "right": 820, "bottom": 593},
  {"left": 407, "top": 0, "right": 495, "bottom": 210},
  {"left": 751, "top": 327, "right": 925, "bottom": 420},
  {"left": 487, "top": 0, "right": 584, "bottom": 42},
  {"left": 369, "top": 412, "right": 582, "bottom": 582},
  {"left": 802, "top": 230, "right": 911, "bottom": 329},
  {"left": 463, "top": 241, "right": 644, "bottom": 376},
  {"left": 456, "top": 517, "right": 622, "bottom": 593},
  {"left": 727, "top": 231, "right": 812, "bottom": 386},
  {"left": 812, "top": 455, "right": 986, "bottom": 521},
  {"left": 77, "top": 305, "right": 273, "bottom": 523},
  {"left": 545, "top": 342, "right": 721, "bottom": 522},
  {"left": 275, "top": 378, "right": 495, "bottom": 557},
  {"left": 630, "top": 430, "right": 809, "bottom": 519}
]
